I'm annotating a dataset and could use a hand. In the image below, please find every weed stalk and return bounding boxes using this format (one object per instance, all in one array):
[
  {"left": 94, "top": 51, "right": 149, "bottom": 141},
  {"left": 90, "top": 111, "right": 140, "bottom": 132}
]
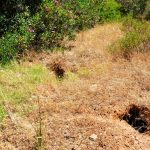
[{"left": 37, "top": 97, "right": 43, "bottom": 150}]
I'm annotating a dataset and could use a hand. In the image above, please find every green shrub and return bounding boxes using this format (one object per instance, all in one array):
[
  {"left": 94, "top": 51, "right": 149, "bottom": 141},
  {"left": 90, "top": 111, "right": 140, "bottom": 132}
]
[
  {"left": 116, "top": 0, "right": 148, "bottom": 18},
  {"left": 110, "top": 16, "right": 150, "bottom": 58},
  {"left": 0, "top": 0, "right": 42, "bottom": 36},
  {"left": 0, "top": 0, "right": 122, "bottom": 63},
  {"left": 32, "top": 1, "right": 77, "bottom": 48},
  {"left": 100, "top": 0, "right": 121, "bottom": 22},
  {"left": 0, "top": 11, "right": 35, "bottom": 63}
]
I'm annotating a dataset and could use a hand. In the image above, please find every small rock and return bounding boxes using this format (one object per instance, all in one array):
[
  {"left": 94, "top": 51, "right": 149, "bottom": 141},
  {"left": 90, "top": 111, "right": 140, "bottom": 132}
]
[
  {"left": 89, "top": 84, "right": 98, "bottom": 92},
  {"left": 64, "top": 131, "right": 71, "bottom": 139},
  {"left": 89, "top": 134, "right": 97, "bottom": 141}
]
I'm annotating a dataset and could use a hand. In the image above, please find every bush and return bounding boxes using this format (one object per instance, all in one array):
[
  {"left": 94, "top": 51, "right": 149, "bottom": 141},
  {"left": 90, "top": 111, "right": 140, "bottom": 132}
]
[
  {"left": 99, "top": 0, "right": 121, "bottom": 22},
  {"left": 0, "top": 0, "right": 122, "bottom": 63},
  {"left": 110, "top": 16, "right": 150, "bottom": 58},
  {"left": 32, "top": 0, "right": 121, "bottom": 49},
  {"left": 0, "top": 11, "right": 36, "bottom": 63},
  {"left": 116, "top": 0, "right": 148, "bottom": 18},
  {"left": 0, "top": 0, "right": 41, "bottom": 36}
]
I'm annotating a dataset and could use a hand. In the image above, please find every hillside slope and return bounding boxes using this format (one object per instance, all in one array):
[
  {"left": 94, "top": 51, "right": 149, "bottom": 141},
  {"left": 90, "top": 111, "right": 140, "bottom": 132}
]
[{"left": 0, "top": 23, "right": 150, "bottom": 150}]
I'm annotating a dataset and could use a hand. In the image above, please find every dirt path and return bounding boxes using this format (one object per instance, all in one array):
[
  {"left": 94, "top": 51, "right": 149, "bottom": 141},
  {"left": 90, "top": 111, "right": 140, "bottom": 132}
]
[{"left": 0, "top": 23, "right": 150, "bottom": 150}]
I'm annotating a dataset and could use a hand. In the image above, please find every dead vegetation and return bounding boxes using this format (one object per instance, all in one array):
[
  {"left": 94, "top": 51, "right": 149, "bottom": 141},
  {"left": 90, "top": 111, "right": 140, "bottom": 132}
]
[
  {"left": 0, "top": 23, "right": 150, "bottom": 149},
  {"left": 50, "top": 61, "right": 66, "bottom": 78}
]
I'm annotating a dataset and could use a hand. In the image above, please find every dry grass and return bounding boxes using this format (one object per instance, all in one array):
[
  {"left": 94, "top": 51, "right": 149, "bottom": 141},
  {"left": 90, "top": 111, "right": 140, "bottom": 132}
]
[{"left": 0, "top": 23, "right": 150, "bottom": 150}]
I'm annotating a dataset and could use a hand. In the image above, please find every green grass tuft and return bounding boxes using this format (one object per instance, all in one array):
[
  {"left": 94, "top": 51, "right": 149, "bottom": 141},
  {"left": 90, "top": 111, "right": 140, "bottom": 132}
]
[
  {"left": 110, "top": 16, "right": 150, "bottom": 58},
  {"left": 0, "top": 106, "right": 6, "bottom": 122}
]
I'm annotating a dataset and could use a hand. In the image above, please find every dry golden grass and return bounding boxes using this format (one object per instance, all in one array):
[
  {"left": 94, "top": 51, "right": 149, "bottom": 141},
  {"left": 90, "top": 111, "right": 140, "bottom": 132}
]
[{"left": 0, "top": 23, "right": 150, "bottom": 150}]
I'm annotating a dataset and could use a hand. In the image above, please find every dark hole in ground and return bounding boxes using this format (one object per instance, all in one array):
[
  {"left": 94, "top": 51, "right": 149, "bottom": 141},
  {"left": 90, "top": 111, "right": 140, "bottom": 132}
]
[
  {"left": 51, "top": 62, "right": 65, "bottom": 78},
  {"left": 121, "top": 105, "right": 150, "bottom": 133}
]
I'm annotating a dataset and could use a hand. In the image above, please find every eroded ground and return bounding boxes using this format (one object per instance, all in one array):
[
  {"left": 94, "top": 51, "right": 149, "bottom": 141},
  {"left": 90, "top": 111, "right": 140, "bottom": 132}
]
[{"left": 0, "top": 23, "right": 150, "bottom": 150}]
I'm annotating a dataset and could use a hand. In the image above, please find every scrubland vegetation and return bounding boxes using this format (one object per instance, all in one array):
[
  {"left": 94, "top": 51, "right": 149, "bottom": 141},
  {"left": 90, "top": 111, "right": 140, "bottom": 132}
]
[
  {"left": 110, "top": 16, "right": 150, "bottom": 58},
  {"left": 0, "top": 0, "right": 149, "bottom": 63},
  {"left": 0, "top": 0, "right": 150, "bottom": 149},
  {"left": 0, "top": 0, "right": 122, "bottom": 63}
]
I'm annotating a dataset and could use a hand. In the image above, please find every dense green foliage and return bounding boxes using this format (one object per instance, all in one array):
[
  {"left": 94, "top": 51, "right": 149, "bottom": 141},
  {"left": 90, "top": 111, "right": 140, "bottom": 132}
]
[
  {"left": 116, "top": 0, "right": 149, "bottom": 17},
  {"left": 110, "top": 16, "right": 150, "bottom": 58},
  {"left": 0, "top": 0, "right": 122, "bottom": 63},
  {"left": 0, "top": 0, "right": 149, "bottom": 63},
  {"left": 0, "top": 0, "right": 41, "bottom": 35}
]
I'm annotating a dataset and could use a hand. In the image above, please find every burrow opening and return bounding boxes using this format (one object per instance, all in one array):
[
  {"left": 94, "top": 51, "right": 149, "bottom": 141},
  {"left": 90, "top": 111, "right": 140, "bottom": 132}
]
[{"left": 121, "top": 104, "right": 150, "bottom": 133}]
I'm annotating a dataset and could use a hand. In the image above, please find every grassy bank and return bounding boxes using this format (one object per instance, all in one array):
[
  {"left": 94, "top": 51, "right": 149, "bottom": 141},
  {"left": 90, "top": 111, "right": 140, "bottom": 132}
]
[{"left": 0, "top": 62, "right": 53, "bottom": 121}]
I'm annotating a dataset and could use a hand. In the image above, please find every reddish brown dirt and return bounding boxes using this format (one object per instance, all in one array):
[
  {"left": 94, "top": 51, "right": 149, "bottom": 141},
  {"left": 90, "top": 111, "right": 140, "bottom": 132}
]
[{"left": 0, "top": 23, "right": 150, "bottom": 150}]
